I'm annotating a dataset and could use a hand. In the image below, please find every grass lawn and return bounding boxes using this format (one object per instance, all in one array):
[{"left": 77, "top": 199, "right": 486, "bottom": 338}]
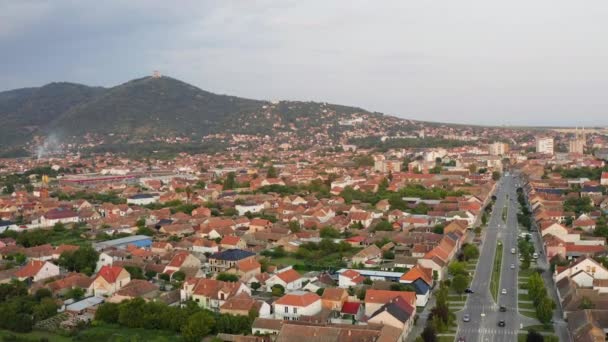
[
  {"left": 74, "top": 323, "right": 182, "bottom": 342},
  {"left": 519, "top": 302, "right": 535, "bottom": 310},
  {"left": 0, "top": 329, "right": 72, "bottom": 342},
  {"left": 523, "top": 324, "right": 555, "bottom": 333},
  {"left": 518, "top": 293, "right": 531, "bottom": 301},
  {"left": 437, "top": 336, "right": 455, "bottom": 342},
  {"left": 519, "top": 310, "right": 538, "bottom": 319},
  {"left": 490, "top": 241, "right": 503, "bottom": 302}
]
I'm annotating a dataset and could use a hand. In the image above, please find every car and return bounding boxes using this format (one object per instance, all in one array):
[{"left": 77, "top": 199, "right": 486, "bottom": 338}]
[
  {"left": 510, "top": 264, "right": 515, "bottom": 269},
  {"left": 499, "top": 306, "right": 507, "bottom": 312},
  {"left": 501, "top": 289, "right": 507, "bottom": 295},
  {"left": 457, "top": 338, "right": 466, "bottom": 342},
  {"left": 464, "top": 288, "right": 474, "bottom": 294},
  {"left": 498, "top": 320, "right": 506, "bottom": 327},
  {"left": 462, "top": 314, "right": 470, "bottom": 322}
]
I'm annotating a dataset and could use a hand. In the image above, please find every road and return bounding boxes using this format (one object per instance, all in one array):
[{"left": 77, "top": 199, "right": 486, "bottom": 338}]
[{"left": 456, "top": 173, "right": 534, "bottom": 342}]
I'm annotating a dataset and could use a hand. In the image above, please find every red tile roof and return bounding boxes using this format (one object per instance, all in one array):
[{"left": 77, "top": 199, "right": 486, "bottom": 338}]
[
  {"left": 274, "top": 292, "right": 320, "bottom": 307},
  {"left": 96, "top": 265, "right": 125, "bottom": 283}
]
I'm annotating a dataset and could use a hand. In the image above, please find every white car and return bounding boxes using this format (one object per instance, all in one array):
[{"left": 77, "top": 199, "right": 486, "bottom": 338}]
[
  {"left": 510, "top": 264, "right": 515, "bottom": 269},
  {"left": 501, "top": 289, "right": 507, "bottom": 295}
]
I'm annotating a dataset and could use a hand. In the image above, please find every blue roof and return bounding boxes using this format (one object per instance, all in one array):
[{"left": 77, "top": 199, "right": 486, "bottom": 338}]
[
  {"left": 129, "top": 193, "right": 156, "bottom": 199},
  {"left": 0, "top": 220, "right": 13, "bottom": 227},
  {"left": 412, "top": 278, "right": 431, "bottom": 294},
  {"left": 210, "top": 249, "right": 255, "bottom": 261}
]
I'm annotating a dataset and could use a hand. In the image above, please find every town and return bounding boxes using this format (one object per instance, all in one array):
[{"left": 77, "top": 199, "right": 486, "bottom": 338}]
[{"left": 1, "top": 124, "right": 608, "bottom": 342}]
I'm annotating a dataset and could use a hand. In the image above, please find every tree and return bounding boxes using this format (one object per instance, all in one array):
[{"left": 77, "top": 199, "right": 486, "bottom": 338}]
[
  {"left": 95, "top": 302, "right": 120, "bottom": 323},
  {"left": 65, "top": 287, "right": 85, "bottom": 301},
  {"left": 463, "top": 244, "right": 479, "bottom": 260},
  {"left": 271, "top": 284, "right": 285, "bottom": 297},
  {"left": 316, "top": 288, "right": 325, "bottom": 296},
  {"left": 373, "top": 220, "right": 393, "bottom": 232},
  {"left": 451, "top": 274, "right": 469, "bottom": 295},
  {"left": 267, "top": 165, "right": 278, "bottom": 178},
  {"left": 537, "top": 296, "right": 555, "bottom": 325},
  {"left": 33, "top": 297, "right": 58, "bottom": 321},
  {"left": 421, "top": 325, "right": 437, "bottom": 342},
  {"left": 125, "top": 266, "right": 145, "bottom": 280},
  {"left": 580, "top": 296, "right": 595, "bottom": 309},
  {"left": 251, "top": 282, "right": 261, "bottom": 291},
  {"left": 448, "top": 261, "right": 468, "bottom": 277},
  {"left": 172, "top": 270, "right": 186, "bottom": 282},
  {"left": 223, "top": 172, "right": 236, "bottom": 190},
  {"left": 288, "top": 221, "right": 301, "bottom": 233},
  {"left": 145, "top": 270, "right": 158, "bottom": 280},
  {"left": 320, "top": 227, "right": 341, "bottom": 238},
  {"left": 53, "top": 222, "right": 66, "bottom": 232},
  {"left": 492, "top": 171, "right": 501, "bottom": 181},
  {"left": 526, "top": 330, "right": 544, "bottom": 342},
  {"left": 217, "top": 273, "right": 239, "bottom": 282},
  {"left": 181, "top": 311, "right": 215, "bottom": 342},
  {"left": 57, "top": 246, "right": 99, "bottom": 275}
]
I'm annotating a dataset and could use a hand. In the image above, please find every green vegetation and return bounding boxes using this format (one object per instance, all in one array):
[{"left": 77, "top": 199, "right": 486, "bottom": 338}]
[
  {"left": 340, "top": 184, "right": 467, "bottom": 211},
  {"left": 0, "top": 282, "right": 59, "bottom": 333},
  {"left": 52, "top": 191, "right": 126, "bottom": 205},
  {"left": 57, "top": 245, "right": 99, "bottom": 275},
  {"left": 94, "top": 298, "right": 256, "bottom": 342},
  {"left": 490, "top": 241, "right": 503, "bottom": 302},
  {"left": 527, "top": 272, "right": 556, "bottom": 326},
  {"left": 73, "top": 323, "right": 181, "bottom": 342},
  {"left": 350, "top": 136, "right": 471, "bottom": 150},
  {"left": 0, "top": 227, "right": 91, "bottom": 247},
  {"left": 558, "top": 166, "right": 608, "bottom": 180}
]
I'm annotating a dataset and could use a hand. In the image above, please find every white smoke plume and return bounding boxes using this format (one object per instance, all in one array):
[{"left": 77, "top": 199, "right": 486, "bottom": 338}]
[{"left": 36, "top": 134, "right": 63, "bottom": 160}]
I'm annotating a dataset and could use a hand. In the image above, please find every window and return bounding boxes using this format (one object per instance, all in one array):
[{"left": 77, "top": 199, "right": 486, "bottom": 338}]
[
  {"left": 293, "top": 307, "right": 297, "bottom": 314},
  {"left": 284, "top": 306, "right": 288, "bottom": 313}
]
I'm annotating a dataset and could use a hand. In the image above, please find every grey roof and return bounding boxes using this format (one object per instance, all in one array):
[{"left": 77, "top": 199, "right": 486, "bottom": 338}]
[
  {"left": 210, "top": 248, "right": 255, "bottom": 261},
  {"left": 65, "top": 296, "right": 105, "bottom": 312},
  {"left": 93, "top": 235, "right": 152, "bottom": 250}
]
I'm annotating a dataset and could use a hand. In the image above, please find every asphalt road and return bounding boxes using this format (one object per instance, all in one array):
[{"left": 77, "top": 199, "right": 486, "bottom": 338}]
[{"left": 456, "top": 173, "right": 528, "bottom": 342}]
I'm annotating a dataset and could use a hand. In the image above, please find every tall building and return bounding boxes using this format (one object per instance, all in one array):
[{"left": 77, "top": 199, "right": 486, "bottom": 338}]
[
  {"left": 568, "top": 127, "right": 586, "bottom": 154},
  {"left": 489, "top": 142, "right": 509, "bottom": 156},
  {"left": 536, "top": 137, "right": 554, "bottom": 155}
]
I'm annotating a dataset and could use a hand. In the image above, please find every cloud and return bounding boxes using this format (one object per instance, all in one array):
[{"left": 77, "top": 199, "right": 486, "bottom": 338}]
[{"left": 1, "top": 0, "right": 608, "bottom": 126}]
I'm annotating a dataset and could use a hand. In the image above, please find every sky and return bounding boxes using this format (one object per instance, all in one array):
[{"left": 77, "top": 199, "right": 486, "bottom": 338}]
[{"left": 1, "top": 0, "right": 608, "bottom": 126}]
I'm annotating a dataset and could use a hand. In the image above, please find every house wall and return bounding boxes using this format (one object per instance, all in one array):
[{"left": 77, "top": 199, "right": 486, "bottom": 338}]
[
  {"left": 33, "top": 262, "right": 60, "bottom": 282},
  {"left": 273, "top": 300, "right": 322, "bottom": 320}
]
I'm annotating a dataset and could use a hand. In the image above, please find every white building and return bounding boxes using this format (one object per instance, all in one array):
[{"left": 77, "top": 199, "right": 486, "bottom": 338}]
[
  {"left": 536, "top": 137, "right": 554, "bottom": 155},
  {"left": 126, "top": 193, "right": 159, "bottom": 205},
  {"left": 489, "top": 142, "right": 509, "bottom": 156},
  {"left": 273, "top": 292, "right": 322, "bottom": 321}
]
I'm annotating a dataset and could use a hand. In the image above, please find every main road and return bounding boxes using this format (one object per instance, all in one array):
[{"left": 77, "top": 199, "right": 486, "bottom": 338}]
[{"left": 455, "top": 173, "right": 532, "bottom": 342}]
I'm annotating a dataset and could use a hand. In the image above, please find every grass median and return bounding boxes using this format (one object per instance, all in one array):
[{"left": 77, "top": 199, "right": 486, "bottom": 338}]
[{"left": 490, "top": 241, "right": 503, "bottom": 302}]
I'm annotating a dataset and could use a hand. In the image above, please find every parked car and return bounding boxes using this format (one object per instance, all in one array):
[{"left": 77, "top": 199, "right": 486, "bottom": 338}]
[{"left": 465, "top": 288, "right": 474, "bottom": 294}]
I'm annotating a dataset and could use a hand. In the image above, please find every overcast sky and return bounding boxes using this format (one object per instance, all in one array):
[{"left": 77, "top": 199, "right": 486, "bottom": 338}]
[{"left": 2, "top": 0, "right": 608, "bottom": 126}]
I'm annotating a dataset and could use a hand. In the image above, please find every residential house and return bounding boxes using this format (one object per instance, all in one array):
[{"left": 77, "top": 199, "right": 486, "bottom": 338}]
[
  {"left": 266, "top": 267, "right": 303, "bottom": 292},
  {"left": 89, "top": 265, "right": 131, "bottom": 296},
  {"left": 273, "top": 291, "right": 322, "bottom": 320},
  {"left": 181, "top": 278, "right": 250, "bottom": 311},
  {"left": 15, "top": 260, "right": 60, "bottom": 282}
]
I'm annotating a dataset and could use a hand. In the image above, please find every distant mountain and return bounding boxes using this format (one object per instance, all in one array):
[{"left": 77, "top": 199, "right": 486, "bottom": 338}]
[
  {"left": 0, "top": 82, "right": 103, "bottom": 145},
  {"left": 49, "top": 76, "right": 265, "bottom": 138},
  {"left": 0, "top": 75, "right": 387, "bottom": 156}
]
